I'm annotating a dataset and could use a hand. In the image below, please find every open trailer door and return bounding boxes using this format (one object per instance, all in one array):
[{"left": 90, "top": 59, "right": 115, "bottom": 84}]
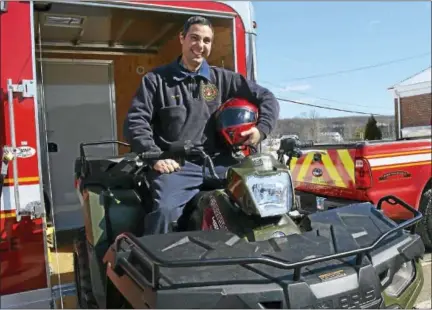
[
  {"left": 0, "top": 1, "right": 52, "bottom": 308},
  {"left": 33, "top": 0, "right": 243, "bottom": 233}
]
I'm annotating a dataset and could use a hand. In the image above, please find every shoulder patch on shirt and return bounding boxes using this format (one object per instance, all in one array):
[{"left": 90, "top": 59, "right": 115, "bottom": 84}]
[{"left": 201, "top": 83, "right": 218, "bottom": 101}]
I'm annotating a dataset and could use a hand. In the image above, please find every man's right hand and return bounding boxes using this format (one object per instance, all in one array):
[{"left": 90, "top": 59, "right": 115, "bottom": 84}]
[{"left": 153, "top": 159, "right": 181, "bottom": 174}]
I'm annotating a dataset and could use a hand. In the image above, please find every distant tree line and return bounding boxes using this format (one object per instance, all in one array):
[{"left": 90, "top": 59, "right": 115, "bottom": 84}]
[{"left": 272, "top": 110, "right": 388, "bottom": 142}]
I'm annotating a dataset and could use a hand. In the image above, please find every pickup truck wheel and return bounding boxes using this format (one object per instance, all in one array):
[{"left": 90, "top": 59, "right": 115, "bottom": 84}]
[
  {"left": 416, "top": 188, "right": 432, "bottom": 250},
  {"left": 73, "top": 228, "right": 98, "bottom": 308}
]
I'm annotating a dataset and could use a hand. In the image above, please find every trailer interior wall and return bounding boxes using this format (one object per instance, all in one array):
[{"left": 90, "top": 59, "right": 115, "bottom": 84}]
[
  {"left": 32, "top": 1, "right": 237, "bottom": 233},
  {"left": 34, "top": 2, "right": 235, "bottom": 154}
]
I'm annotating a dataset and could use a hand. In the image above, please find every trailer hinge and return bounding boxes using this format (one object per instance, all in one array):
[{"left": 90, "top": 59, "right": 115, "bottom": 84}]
[
  {"left": 0, "top": 0, "right": 7, "bottom": 13},
  {"left": 9, "top": 79, "right": 36, "bottom": 98}
]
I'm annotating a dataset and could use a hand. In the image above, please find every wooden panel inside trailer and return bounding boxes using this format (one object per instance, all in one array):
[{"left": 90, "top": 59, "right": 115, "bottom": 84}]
[
  {"left": 41, "top": 22, "right": 234, "bottom": 154},
  {"left": 35, "top": 1, "right": 235, "bottom": 154}
]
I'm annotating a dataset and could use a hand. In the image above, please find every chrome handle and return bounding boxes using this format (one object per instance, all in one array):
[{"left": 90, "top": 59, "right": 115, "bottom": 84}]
[{"left": 7, "top": 79, "right": 21, "bottom": 221}]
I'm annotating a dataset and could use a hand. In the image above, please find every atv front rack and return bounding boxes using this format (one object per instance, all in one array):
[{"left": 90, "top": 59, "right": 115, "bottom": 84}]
[{"left": 108, "top": 195, "right": 423, "bottom": 289}]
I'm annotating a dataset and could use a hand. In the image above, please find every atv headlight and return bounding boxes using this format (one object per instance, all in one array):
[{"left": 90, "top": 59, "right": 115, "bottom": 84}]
[
  {"left": 384, "top": 261, "right": 415, "bottom": 297},
  {"left": 246, "top": 171, "right": 293, "bottom": 217}
]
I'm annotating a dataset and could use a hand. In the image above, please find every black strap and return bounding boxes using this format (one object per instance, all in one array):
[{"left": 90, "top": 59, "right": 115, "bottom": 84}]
[{"left": 103, "top": 190, "right": 114, "bottom": 245}]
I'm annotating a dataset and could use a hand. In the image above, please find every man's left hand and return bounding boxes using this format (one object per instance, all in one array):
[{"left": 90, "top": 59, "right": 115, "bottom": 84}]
[{"left": 240, "top": 127, "right": 261, "bottom": 146}]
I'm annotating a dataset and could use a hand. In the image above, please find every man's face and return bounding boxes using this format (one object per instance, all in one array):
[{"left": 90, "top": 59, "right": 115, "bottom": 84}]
[{"left": 180, "top": 24, "right": 213, "bottom": 68}]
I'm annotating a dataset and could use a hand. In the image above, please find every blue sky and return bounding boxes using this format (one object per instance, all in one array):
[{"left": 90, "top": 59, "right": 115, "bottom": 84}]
[{"left": 252, "top": 1, "right": 431, "bottom": 119}]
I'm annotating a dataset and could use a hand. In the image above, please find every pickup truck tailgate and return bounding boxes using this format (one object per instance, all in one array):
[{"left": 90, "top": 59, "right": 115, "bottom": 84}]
[{"left": 289, "top": 145, "right": 360, "bottom": 199}]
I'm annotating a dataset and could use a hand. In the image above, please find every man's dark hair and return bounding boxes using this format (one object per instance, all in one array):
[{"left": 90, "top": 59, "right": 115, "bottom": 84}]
[{"left": 181, "top": 16, "right": 214, "bottom": 37}]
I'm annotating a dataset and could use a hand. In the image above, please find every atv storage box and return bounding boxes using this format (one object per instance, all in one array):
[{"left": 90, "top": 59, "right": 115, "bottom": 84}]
[{"left": 104, "top": 202, "right": 425, "bottom": 309}]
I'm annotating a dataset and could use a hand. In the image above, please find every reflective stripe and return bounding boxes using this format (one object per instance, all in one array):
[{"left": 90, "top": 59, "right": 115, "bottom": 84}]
[
  {"left": 321, "top": 152, "right": 347, "bottom": 188},
  {"left": 366, "top": 149, "right": 430, "bottom": 159},
  {"left": 371, "top": 161, "right": 430, "bottom": 171},
  {"left": 0, "top": 183, "right": 41, "bottom": 211},
  {"left": 337, "top": 149, "right": 355, "bottom": 183},
  {"left": 3, "top": 176, "right": 40, "bottom": 185},
  {"left": 368, "top": 153, "right": 431, "bottom": 167},
  {"left": 0, "top": 211, "right": 16, "bottom": 219},
  {"left": 289, "top": 148, "right": 355, "bottom": 189},
  {"left": 296, "top": 152, "right": 314, "bottom": 182}
]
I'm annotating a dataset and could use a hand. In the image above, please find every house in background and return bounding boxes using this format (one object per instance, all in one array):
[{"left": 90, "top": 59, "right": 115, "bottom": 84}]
[{"left": 388, "top": 67, "right": 431, "bottom": 139}]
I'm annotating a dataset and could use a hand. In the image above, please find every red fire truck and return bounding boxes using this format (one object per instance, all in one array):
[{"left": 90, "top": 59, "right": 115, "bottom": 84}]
[{"left": 0, "top": 0, "right": 257, "bottom": 307}]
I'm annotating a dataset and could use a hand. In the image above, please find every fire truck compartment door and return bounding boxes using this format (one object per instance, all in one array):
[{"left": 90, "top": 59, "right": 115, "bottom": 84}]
[{"left": 39, "top": 59, "right": 117, "bottom": 231}]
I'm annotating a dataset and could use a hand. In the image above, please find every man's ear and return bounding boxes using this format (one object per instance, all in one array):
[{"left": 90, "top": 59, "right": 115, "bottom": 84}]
[{"left": 179, "top": 32, "right": 185, "bottom": 44}]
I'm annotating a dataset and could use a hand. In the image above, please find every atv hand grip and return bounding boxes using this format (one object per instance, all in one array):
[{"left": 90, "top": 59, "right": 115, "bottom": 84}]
[
  {"left": 296, "top": 140, "right": 314, "bottom": 148},
  {"left": 168, "top": 141, "right": 190, "bottom": 154},
  {"left": 139, "top": 151, "right": 164, "bottom": 160}
]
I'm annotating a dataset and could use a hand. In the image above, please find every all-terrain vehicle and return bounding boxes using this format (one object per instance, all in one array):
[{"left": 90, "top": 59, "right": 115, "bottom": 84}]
[{"left": 73, "top": 137, "right": 426, "bottom": 309}]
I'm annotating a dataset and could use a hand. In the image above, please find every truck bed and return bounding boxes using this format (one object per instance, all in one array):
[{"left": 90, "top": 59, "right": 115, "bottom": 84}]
[{"left": 104, "top": 202, "right": 425, "bottom": 309}]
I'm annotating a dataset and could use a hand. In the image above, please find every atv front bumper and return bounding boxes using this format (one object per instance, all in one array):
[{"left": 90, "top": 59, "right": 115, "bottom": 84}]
[{"left": 104, "top": 203, "right": 425, "bottom": 309}]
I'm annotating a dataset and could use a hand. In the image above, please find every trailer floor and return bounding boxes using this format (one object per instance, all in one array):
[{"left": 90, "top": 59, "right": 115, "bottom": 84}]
[{"left": 48, "top": 227, "right": 78, "bottom": 309}]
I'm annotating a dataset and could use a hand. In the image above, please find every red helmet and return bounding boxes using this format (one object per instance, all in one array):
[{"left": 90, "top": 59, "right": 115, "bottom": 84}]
[{"left": 215, "top": 98, "right": 259, "bottom": 147}]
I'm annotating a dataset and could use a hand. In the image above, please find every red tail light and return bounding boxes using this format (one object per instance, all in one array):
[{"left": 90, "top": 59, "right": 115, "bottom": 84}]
[
  {"left": 74, "top": 178, "right": 80, "bottom": 189},
  {"left": 355, "top": 158, "right": 372, "bottom": 189}
]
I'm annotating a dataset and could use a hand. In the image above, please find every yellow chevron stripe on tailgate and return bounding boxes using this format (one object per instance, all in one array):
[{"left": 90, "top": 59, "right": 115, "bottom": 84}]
[
  {"left": 337, "top": 149, "right": 355, "bottom": 183},
  {"left": 321, "top": 153, "right": 347, "bottom": 188},
  {"left": 289, "top": 157, "right": 298, "bottom": 170},
  {"left": 296, "top": 152, "right": 314, "bottom": 182}
]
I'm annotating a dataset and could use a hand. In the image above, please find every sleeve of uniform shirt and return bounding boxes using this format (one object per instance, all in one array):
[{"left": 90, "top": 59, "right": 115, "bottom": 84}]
[
  {"left": 226, "top": 72, "right": 280, "bottom": 140},
  {"left": 123, "top": 73, "right": 161, "bottom": 153}
]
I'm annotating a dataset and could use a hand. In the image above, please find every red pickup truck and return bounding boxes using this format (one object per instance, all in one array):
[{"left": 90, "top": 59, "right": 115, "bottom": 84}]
[{"left": 290, "top": 137, "right": 431, "bottom": 249}]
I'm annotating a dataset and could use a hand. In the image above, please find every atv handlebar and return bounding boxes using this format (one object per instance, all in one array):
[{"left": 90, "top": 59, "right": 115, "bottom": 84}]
[
  {"left": 277, "top": 137, "right": 314, "bottom": 167},
  {"left": 294, "top": 140, "right": 314, "bottom": 149},
  {"left": 139, "top": 141, "right": 199, "bottom": 160},
  {"left": 77, "top": 138, "right": 314, "bottom": 180},
  {"left": 138, "top": 138, "right": 315, "bottom": 175},
  {"left": 279, "top": 137, "right": 314, "bottom": 153},
  {"left": 138, "top": 141, "right": 220, "bottom": 180}
]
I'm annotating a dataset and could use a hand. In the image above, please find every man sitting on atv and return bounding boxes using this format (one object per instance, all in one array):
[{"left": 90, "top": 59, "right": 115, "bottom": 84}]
[{"left": 123, "top": 15, "right": 280, "bottom": 235}]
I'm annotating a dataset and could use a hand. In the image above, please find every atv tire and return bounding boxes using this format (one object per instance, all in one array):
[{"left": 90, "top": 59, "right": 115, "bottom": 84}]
[
  {"left": 416, "top": 188, "right": 432, "bottom": 250},
  {"left": 73, "top": 228, "right": 98, "bottom": 309}
]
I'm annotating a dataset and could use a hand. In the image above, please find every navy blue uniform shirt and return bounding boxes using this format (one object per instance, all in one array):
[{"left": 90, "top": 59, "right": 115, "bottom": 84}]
[{"left": 123, "top": 56, "right": 280, "bottom": 154}]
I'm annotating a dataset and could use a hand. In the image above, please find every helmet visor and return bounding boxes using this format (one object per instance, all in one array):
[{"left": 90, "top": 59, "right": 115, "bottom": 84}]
[{"left": 217, "top": 108, "right": 258, "bottom": 129}]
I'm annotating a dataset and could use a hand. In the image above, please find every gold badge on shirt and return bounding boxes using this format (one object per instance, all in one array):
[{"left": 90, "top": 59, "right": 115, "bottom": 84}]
[{"left": 201, "top": 83, "right": 218, "bottom": 101}]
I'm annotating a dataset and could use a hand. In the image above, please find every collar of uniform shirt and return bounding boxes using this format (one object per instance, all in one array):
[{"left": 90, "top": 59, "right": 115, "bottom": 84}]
[{"left": 173, "top": 55, "right": 211, "bottom": 82}]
